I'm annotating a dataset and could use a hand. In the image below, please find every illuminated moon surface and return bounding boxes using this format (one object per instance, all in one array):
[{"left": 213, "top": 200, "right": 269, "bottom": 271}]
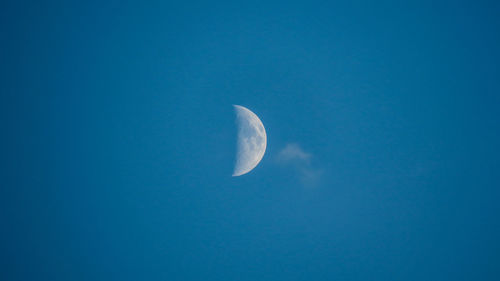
[{"left": 232, "top": 105, "right": 267, "bottom": 177}]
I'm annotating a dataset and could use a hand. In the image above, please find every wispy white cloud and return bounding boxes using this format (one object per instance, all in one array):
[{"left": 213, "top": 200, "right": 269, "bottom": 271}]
[
  {"left": 277, "top": 143, "right": 312, "bottom": 163},
  {"left": 276, "top": 143, "right": 322, "bottom": 186}
]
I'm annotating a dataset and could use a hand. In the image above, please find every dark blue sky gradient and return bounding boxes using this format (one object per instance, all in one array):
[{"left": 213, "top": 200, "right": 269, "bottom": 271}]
[{"left": 2, "top": 1, "right": 500, "bottom": 280}]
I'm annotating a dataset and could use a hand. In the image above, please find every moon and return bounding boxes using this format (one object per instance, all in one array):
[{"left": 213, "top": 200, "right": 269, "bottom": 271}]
[{"left": 232, "top": 105, "right": 267, "bottom": 177}]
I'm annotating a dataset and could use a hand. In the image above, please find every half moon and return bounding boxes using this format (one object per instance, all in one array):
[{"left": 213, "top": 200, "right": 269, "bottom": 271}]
[{"left": 232, "top": 105, "right": 267, "bottom": 176}]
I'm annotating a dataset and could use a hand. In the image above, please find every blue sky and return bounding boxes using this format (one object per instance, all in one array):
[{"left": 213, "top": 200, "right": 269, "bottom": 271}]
[{"left": 2, "top": 1, "right": 500, "bottom": 280}]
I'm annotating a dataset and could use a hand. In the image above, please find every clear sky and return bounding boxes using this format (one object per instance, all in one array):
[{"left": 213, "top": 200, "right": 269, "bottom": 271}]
[{"left": 2, "top": 1, "right": 500, "bottom": 280}]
